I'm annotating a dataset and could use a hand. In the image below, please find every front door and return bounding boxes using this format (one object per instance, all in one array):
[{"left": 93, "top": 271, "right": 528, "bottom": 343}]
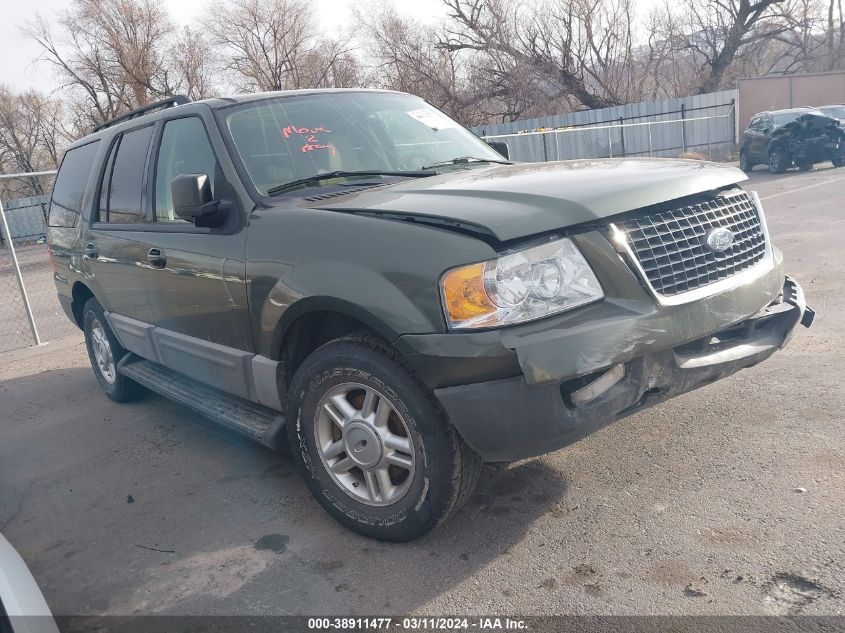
[
  {"left": 750, "top": 115, "right": 773, "bottom": 162},
  {"left": 139, "top": 114, "right": 254, "bottom": 361}
]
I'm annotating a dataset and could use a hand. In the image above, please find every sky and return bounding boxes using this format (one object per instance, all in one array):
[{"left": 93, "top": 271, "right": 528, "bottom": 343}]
[{"left": 0, "top": 0, "right": 451, "bottom": 93}]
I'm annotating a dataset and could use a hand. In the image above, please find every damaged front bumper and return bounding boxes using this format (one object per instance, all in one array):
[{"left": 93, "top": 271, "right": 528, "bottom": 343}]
[{"left": 430, "top": 276, "right": 813, "bottom": 462}]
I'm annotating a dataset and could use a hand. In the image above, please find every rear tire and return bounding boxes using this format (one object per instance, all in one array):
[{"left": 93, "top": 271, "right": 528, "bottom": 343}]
[
  {"left": 768, "top": 148, "right": 790, "bottom": 174},
  {"left": 287, "top": 333, "right": 481, "bottom": 541},
  {"left": 82, "top": 298, "right": 145, "bottom": 402},
  {"left": 833, "top": 157, "right": 845, "bottom": 168}
]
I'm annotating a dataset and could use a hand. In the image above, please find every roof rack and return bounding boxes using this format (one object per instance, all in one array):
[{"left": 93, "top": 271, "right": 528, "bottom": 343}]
[{"left": 93, "top": 95, "right": 191, "bottom": 133}]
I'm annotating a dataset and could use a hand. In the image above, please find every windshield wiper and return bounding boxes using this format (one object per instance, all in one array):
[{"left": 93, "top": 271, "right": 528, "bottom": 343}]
[
  {"left": 421, "top": 156, "right": 511, "bottom": 170},
  {"left": 267, "top": 170, "right": 433, "bottom": 196}
]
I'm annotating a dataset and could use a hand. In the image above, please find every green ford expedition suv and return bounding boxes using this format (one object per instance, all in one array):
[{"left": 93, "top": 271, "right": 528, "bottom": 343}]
[{"left": 47, "top": 89, "right": 814, "bottom": 541}]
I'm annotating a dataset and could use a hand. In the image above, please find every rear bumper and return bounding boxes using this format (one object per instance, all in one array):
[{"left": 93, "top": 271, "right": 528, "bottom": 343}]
[{"left": 433, "top": 276, "right": 812, "bottom": 462}]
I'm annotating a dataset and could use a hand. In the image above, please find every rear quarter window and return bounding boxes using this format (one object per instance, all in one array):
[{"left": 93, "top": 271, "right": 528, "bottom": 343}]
[{"left": 48, "top": 140, "right": 101, "bottom": 228}]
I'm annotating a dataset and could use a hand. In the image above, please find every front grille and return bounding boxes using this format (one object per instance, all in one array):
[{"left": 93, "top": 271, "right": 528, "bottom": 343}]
[{"left": 613, "top": 190, "right": 767, "bottom": 297}]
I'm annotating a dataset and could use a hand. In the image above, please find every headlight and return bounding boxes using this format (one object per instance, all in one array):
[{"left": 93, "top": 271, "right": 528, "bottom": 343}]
[{"left": 440, "top": 237, "right": 604, "bottom": 330}]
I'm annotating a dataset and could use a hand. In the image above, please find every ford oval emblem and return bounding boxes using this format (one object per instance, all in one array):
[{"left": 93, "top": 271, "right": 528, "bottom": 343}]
[{"left": 706, "top": 227, "right": 734, "bottom": 252}]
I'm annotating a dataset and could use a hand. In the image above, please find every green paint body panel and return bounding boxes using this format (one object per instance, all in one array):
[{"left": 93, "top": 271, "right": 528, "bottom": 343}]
[
  {"left": 313, "top": 158, "right": 749, "bottom": 242},
  {"left": 47, "top": 89, "right": 810, "bottom": 462}
]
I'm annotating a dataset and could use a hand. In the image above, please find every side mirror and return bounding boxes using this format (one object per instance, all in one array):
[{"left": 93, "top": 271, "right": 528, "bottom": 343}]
[
  {"left": 171, "top": 174, "right": 228, "bottom": 226},
  {"left": 487, "top": 140, "right": 510, "bottom": 160}
]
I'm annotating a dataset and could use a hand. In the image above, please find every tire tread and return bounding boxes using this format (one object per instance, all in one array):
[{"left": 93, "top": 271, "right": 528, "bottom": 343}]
[{"left": 296, "top": 331, "right": 481, "bottom": 537}]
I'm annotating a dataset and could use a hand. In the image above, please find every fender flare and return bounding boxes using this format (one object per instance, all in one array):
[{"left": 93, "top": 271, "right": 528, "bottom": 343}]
[{"left": 270, "top": 296, "right": 401, "bottom": 360}]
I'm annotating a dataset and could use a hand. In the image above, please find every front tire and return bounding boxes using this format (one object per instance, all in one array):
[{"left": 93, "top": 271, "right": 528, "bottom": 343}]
[
  {"left": 287, "top": 333, "right": 481, "bottom": 541},
  {"left": 82, "top": 298, "right": 145, "bottom": 402},
  {"left": 768, "top": 148, "right": 790, "bottom": 174},
  {"left": 739, "top": 151, "right": 754, "bottom": 173}
]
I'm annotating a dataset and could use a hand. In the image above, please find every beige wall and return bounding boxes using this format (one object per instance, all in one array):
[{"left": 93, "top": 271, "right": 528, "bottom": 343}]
[{"left": 739, "top": 71, "right": 845, "bottom": 131}]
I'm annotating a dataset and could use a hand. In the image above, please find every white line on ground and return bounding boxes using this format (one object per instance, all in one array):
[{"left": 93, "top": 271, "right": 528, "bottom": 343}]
[{"left": 760, "top": 175, "right": 845, "bottom": 201}]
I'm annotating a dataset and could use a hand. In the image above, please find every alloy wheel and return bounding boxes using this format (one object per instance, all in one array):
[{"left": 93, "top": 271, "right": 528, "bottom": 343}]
[
  {"left": 91, "top": 318, "right": 116, "bottom": 384},
  {"left": 314, "top": 382, "right": 415, "bottom": 506}
]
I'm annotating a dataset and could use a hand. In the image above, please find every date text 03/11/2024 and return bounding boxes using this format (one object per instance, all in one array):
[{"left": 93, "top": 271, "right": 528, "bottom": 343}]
[{"left": 306, "top": 617, "right": 528, "bottom": 630}]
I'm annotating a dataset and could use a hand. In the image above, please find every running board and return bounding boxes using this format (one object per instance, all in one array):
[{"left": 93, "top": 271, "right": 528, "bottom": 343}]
[{"left": 117, "top": 355, "right": 287, "bottom": 449}]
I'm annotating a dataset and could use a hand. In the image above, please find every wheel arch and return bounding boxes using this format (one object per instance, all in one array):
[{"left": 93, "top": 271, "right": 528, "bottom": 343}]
[
  {"left": 274, "top": 298, "right": 401, "bottom": 387},
  {"left": 768, "top": 136, "right": 789, "bottom": 153},
  {"left": 70, "top": 281, "right": 95, "bottom": 329}
]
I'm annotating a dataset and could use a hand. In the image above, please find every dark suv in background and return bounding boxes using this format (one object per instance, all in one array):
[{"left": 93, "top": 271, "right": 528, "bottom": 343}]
[
  {"left": 47, "top": 90, "right": 812, "bottom": 540},
  {"left": 740, "top": 107, "right": 845, "bottom": 173}
]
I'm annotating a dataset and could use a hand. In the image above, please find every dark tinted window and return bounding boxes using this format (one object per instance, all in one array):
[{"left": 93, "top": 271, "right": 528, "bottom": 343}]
[
  {"left": 154, "top": 117, "right": 218, "bottom": 222},
  {"left": 48, "top": 140, "right": 100, "bottom": 227},
  {"left": 106, "top": 126, "right": 153, "bottom": 223},
  {"left": 98, "top": 140, "right": 118, "bottom": 223},
  {"left": 749, "top": 116, "right": 771, "bottom": 132}
]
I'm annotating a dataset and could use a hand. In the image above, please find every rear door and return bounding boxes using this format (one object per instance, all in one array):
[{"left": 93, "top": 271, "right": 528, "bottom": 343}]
[
  {"left": 84, "top": 125, "right": 155, "bottom": 323},
  {"left": 47, "top": 139, "right": 101, "bottom": 295}
]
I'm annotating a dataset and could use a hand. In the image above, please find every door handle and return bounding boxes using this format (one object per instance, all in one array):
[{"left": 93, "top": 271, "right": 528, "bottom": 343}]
[
  {"left": 147, "top": 247, "right": 166, "bottom": 268},
  {"left": 84, "top": 243, "right": 98, "bottom": 259}
]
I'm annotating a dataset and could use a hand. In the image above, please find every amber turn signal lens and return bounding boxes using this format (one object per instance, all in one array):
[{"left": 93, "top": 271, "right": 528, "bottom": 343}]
[{"left": 441, "top": 262, "right": 496, "bottom": 324}]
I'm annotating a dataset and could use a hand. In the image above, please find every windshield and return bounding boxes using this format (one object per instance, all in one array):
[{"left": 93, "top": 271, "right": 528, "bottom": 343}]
[
  {"left": 772, "top": 112, "right": 803, "bottom": 127},
  {"left": 772, "top": 109, "right": 823, "bottom": 127},
  {"left": 819, "top": 105, "right": 845, "bottom": 119},
  {"left": 223, "top": 92, "right": 504, "bottom": 195}
]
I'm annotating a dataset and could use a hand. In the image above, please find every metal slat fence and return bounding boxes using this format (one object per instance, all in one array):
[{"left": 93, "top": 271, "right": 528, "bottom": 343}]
[
  {"left": 0, "top": 171, "right": 78, "bottom": 353},
  {"left": 473, "top": 90, "right": 738, "bottom": 163}
]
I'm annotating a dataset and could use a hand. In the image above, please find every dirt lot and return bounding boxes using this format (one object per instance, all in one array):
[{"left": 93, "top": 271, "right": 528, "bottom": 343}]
[{"left": 1, "top": 166, "right": 843, "bottom": 616}]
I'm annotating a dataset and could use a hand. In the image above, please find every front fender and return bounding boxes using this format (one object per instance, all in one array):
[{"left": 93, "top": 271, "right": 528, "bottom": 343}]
[
  {"left": 254, "top": 261, "right": 438, "bottom": 358},
  {"left": 245, "top": 206, "right": 496, "bottom": 359}
]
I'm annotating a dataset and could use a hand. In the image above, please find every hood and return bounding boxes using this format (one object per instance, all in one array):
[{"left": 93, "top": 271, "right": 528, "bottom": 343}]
[{"left": 309, "top": 158, "right": 747, "bottom": 242}]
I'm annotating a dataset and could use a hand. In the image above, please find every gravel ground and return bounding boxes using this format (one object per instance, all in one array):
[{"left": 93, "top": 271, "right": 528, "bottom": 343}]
[{"left": 0, "top": 165, "right": 843, "bottom": 617}]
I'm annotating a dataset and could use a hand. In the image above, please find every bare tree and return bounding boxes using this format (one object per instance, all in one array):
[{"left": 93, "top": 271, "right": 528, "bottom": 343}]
[
  {"left": 0, "top": 87, "right": 66, "bottom": 197},
  {"left": 356, "top": 5, "right": 495, "bottom": 124},
  {"left": 439, "top": 0, "right": 636, "bottom": 110},
  {"left": 24, "top": 0, "right": 209, "bottom": 131},
  {"left": 171, "top": 26, "right": 218, "bottom": 100},
  {"left": 205, "top": 0, "right": 358, "bottom": 91},
  {"left": 656, "top": 0, "right": 793, "bottom": 94},
  {"left": 16, "top": 0, "right": 845, "bottom": 141},
  {"left": 823, "top": 0, "right": 845, "bottom": 69}
]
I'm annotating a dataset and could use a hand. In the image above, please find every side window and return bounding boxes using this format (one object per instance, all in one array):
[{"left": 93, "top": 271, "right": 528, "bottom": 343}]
[
  {"left": 154, "top": 117, "right": 219, "bottom": 222},
  {"left": 101, "top": 126, "right": 154, "bottom": 224},
  {"left": 48, "top": 140, "right": 101, "bottom": 227},
  {"left": 748, "top": 117, "right": 762, "bottom": 132}
]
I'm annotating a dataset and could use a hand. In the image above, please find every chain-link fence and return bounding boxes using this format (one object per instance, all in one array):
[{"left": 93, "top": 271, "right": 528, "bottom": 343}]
[{"left": 0, "top": 171, "right": 79, "bottom": 353}]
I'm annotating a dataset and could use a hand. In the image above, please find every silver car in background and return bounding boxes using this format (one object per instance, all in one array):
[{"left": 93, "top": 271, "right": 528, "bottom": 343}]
[{"left": 0, "top": 534, "right": 58, "bottom": 633}]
